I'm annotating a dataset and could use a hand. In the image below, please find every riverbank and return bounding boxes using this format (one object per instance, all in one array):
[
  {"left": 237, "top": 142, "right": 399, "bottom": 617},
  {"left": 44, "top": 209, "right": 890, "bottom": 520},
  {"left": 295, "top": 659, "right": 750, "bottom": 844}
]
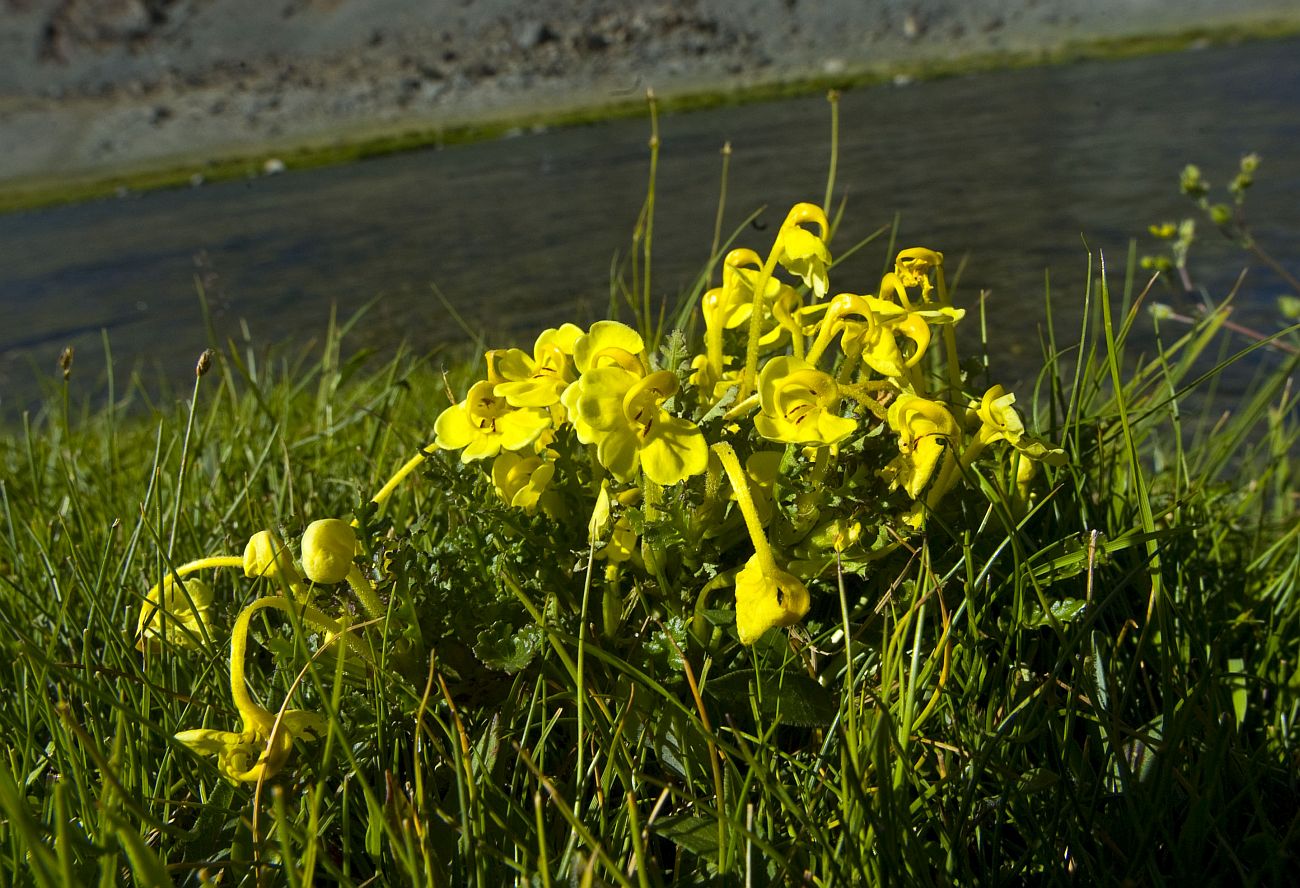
[{"left": 2, "top": 0, "right": 1299, "bottom": 212}]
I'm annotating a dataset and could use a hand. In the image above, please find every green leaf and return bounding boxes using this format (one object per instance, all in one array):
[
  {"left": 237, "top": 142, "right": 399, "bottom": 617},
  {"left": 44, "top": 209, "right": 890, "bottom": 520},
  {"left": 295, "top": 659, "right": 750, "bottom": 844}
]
[
  {"left": 107, "top": 811, "right": 175, "bottom": 888},
  {"left": 474, "top": 622, "right": 543, "bottom": 673},
  {"left": 707, "top": 670, "right": 836, "bottom": 727},
  {"left": 653, "top": 813, "right": 720, "bottom": 861},
  {"left": 655, "top": 716, "right": 712, "bottom": 781},
  {"left": 1023, "top": 598, "right": 1088, "bottom": 628},
  {"left": 1228, "top": 657, "right": 1248, "bottom": 726}
]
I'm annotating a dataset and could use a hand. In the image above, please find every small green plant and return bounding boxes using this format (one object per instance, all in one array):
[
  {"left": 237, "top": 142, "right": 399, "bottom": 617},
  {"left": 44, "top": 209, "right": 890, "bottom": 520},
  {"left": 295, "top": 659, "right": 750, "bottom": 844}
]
[{"left": 2, "top": 101, "right": 1297, "bottom": 886}]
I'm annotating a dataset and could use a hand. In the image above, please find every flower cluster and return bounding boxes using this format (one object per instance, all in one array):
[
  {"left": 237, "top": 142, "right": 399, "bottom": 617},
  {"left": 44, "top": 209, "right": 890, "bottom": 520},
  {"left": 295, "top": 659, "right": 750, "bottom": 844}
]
[
  {"left": 144, "top": 201, "right": 1063, "bottom": 783},
  {"left": 430, "top": 202, "right": 1063, "bottom": 643}
]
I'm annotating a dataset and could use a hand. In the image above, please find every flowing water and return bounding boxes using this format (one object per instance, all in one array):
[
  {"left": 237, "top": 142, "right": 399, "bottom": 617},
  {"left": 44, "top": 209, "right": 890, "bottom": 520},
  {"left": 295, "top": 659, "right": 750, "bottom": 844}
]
[{"left": 2, "top": 37, "right": 1298, "bottom": 419}]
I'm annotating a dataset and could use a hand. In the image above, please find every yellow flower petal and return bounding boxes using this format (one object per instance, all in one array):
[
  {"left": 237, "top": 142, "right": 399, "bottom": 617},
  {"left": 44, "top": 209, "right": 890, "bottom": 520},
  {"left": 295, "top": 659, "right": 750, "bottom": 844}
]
[
  {"left": 640, "top": 414, "right": 708, "bottom": 486},
  {"left": 734, "top": 556, "right": 810, "bottom": 644}
]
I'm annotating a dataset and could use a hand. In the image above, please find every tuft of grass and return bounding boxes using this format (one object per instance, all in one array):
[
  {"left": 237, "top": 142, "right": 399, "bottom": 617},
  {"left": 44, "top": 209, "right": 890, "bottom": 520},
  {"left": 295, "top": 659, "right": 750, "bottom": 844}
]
[
  {"left": 3, "top": 95, "right": 1299, "bottom": 884},
  {"left": 1, "top": 238, "right": 1297, "bottom": 884}
]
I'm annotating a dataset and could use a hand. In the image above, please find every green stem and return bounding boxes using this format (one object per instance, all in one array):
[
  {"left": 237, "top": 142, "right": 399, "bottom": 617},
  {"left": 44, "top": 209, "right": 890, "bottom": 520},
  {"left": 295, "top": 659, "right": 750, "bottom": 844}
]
[
  {"left": 642, "top": 90, "right": 660, "bottom": 346},
  {"left": 166, "top": 370, "right": 205, "bottom": 562},
  {"left": 710, "top": 142, "right": 732, "bottom": 265},
  {"left": 823, "top": 90, "right": 840, "bottom": 214},
  {"left": 345, "top": 564, "right": 384, "bottom": 620}
]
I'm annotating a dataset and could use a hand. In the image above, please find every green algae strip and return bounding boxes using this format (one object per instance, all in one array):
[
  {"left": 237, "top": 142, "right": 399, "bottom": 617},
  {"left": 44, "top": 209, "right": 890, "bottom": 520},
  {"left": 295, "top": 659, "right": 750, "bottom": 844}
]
[{"left": 3, "top": 22, "right": 1298, "bottom": 215}]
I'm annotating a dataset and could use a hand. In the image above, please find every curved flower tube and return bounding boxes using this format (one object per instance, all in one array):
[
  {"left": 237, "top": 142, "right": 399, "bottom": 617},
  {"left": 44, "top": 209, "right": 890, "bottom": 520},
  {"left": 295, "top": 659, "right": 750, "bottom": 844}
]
[
  {"left": 804, "top": 292, "right": 941, "bottom": 379},
  {"left": 776, "top": 204, "right": 832, "bottom": 300},
  {"left": 753, "top": 356, "right": 857, "bottom": 446},
  {"left": 697, "top": 249, "right": 765, "bottom": 395},
  {"left": 713, "top": 442, "right": 811, "bottom": 644},
  {"left": 738, "top": 202, "right": 832, "bottom": 402},
  {"left": 893, "top": 248, "right": 945, "bottom": 301},
  {"left": 435, "top": 380, "right": 552, "bottom": 463},
  {"left": 175, "top": 596, "right": 339, "bottom": 783}
]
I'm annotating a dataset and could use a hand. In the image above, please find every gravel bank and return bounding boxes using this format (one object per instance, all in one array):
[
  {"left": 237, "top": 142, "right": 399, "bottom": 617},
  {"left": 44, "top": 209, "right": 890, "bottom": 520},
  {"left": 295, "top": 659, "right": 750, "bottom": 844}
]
[{"left": 2, "top": 1, "right": 1297, "bottom": 196}]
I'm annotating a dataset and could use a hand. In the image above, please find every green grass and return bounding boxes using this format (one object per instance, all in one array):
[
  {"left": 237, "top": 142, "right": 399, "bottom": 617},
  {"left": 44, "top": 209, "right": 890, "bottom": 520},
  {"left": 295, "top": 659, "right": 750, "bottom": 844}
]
[
  {"left": 3, "top": 104, "right": 1300, "bottom": 883},
  {"left": 1, "top": 234, "right": 1297, "bottom": 885}
]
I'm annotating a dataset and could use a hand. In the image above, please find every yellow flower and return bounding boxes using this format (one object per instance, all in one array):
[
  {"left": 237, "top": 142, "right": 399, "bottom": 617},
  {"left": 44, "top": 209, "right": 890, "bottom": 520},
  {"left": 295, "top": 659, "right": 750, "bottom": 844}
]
[
  {"left": 435, "top": 380, "right": 552, "bottom": 463},
  {"left": 712, "top": 442, "right": 813, "bottom": 644},
  {"left": 892, "top": 248, "right": 944, "bottom": 302},
  {"left": 754, "top": 356, "right": 857, "bottom": 446},
  {"left": 969, "top": 385, "right": 1066, "bottom": 463},
  {"left": 881, "top": 395, "right": 961, "bottom": 499},
  {"left": 137, "top": 574, "right": 212, "bottom": 650},
  {"left": 589, "top": 481, "right": 638, "bottom": 563},
  {"left": 572, "top": 320, "right": 647, "bottom": 376},
  {"left": 734, "top": 555, "right": 811, "bottom": 644},
  {"left": 569, "top": 368, "right": 708, "bottom": 485},
  {"left": 491, "top": 451, "right": 556, "bottom": 514},
  {"left": 777, "top": 203, "right": 832, "bottom": 299},
  {"left": 490, "top": 324, "right": 583, "bottom": 408},
  {"left": 971, "top": 385, "right": 1025, "bottom": 446},
  {"left": 175, "top": 597, "right": 333, "bottom": 783}
]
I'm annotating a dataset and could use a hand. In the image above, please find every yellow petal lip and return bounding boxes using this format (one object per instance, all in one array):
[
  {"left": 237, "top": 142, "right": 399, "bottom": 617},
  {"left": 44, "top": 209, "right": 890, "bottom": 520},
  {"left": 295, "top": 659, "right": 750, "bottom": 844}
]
[
  {"left": 436, "top": 379, "right": 550, "bottom": 462},
  {"left": 734, "top": 555, "right": 810, "bottom": 644},
  {"left": 574, "top": 321, "right": 646, "bottom": 374},
  {"left": 433, "top": 400, "right": 478, "bottom": 450},
  {"left": 575, "top": 367, "right": 639, "bottom": 432},
  {"left": 639, "top": 414, "right": 708, "bottom": 486},
  {"left": 755, "top": 355, "right": 856, "bottom": 446}
]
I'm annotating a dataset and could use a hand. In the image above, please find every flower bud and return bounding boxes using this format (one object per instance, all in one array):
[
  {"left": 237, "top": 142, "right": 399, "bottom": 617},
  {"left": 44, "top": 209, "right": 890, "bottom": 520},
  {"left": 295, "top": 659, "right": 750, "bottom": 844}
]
[
  {"left": 1179, "top": 164, "right": 1207, "bottom": 198},
  {"left": 243, "top": 530, "right": 298, "bottom": 581},
  {"left": 1209, "top": 203, "right": 1233, "bottom": 227},
  {"left": 301, "top": 519, "right": 357, "bottom": 585}
]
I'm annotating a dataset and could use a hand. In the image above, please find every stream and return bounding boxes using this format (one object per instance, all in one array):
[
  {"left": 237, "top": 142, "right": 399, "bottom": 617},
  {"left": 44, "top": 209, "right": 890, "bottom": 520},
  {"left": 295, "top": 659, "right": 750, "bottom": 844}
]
[{"left": 2, "top": 37, "right": 1298, "bottom": 419}]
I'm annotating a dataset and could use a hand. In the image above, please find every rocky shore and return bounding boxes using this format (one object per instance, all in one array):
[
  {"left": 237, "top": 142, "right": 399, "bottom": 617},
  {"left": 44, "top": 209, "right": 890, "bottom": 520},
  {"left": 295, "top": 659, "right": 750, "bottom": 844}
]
[{"left": 2, "top": 0, "right": 1297, "bottom": 201}]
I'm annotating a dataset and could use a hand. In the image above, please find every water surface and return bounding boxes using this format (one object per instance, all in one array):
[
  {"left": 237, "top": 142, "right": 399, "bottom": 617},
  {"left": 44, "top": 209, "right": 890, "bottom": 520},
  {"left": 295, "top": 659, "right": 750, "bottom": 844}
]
[{"left": 2, "top": 38, "right": 1297, "bottom": 418}]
